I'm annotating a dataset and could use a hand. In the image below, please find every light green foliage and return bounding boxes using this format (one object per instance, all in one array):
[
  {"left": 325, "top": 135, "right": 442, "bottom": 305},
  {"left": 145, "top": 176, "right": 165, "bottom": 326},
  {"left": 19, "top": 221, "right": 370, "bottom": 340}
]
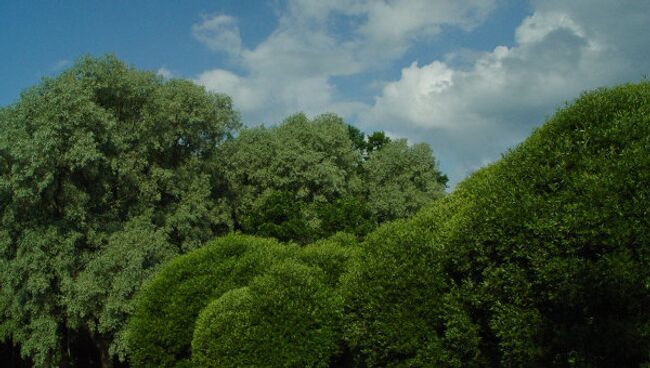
[
  {"left": 219, "top": 114, "right": 447, "bottom": 243},
  {"left": 364, "top": 139, "right": 447, "bottom": 222},
  {"left": 218, "top": 113, "right": 365, "bottom": 243},
  {"left": 342, "top": 196, "right": 482, "bottom": 368},
  {"left": 298, "top": 232, "right": 360, "bottom": 287},
  {"left": 0, "top": 55, "right": 239, "bottom": 366},
  {"left": 125, "top": 234, "right": 295, "bottom": 368},
  {"left": 192, "top": 260, "right": 343, "bottom": 368},
  {"left": 343, "top": 82, "right": 650, "bottom": 366},
  {"left": 126, "top": 232, "right": 359, "bottom": 367}
]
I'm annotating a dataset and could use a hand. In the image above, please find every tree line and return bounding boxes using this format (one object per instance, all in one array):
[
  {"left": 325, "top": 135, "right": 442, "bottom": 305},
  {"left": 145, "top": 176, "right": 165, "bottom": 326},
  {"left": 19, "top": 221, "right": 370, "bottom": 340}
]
[
  {"left": 0, "top": 56, "right": 446, "bottom": 367},
  {"left": 2, "top": 56, "right": 650, "bottom": 367}
]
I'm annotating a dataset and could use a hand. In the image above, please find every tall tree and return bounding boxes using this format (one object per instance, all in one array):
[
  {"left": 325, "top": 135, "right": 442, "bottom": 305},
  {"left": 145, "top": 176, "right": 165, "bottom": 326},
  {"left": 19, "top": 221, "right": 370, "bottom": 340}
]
[
  {"left": 0, "top": 55, "right": 240, "bottom": 367},
  {"left": 364, "top": 139, "right": 447, "bottom": 223},
  {"left": 218, "top": 115, "right": 448, "bottom": 242},
  {"left": 217, "top": 113, "right": 366, "bottom": 243}
]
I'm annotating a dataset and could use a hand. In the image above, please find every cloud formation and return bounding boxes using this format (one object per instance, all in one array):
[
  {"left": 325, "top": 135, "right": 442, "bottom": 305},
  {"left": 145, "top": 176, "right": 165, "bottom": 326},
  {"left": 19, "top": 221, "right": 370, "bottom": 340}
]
[
  {"left": 192, "top": 14, "right": 242, "bottom": 56},
  {"left": 192, "top": 0, "right": 649, "bottom": 184},
  {"left": 194, "top": 0, "right": 496, "bottom": 124},
  {"left": 156, "top": 67, "right": 173, "bottom": 79},
  {"left": 365, "top": 0, "right": 649, "bottom": 183}
]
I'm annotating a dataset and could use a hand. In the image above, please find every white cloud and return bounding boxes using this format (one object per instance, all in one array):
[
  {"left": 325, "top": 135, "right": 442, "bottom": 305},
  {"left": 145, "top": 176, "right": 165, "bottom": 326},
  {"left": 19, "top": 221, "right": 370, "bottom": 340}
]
[
  {"left": 192, "top": 14, "right": 242, "bottom": 56},
  {"left": 362, "top": 0, "right": 650, "bottom": 185},
  {"left": 156, "top": 67, "right": 173, "bottom": 79},
  {"left": 191, "top": 0, "right": 649, "bottom": 185},
  {"left": 358, "top": 0, "right": 496, "bottom": 59},
  {"left": 193, "top": 0, "right": 497, "bottom": 124},
  {"left": 514, "top": 11, "right": 585, "bottom": 44},
  {"left": 368, "top": 61, "right": 456, "bottom": 128}
]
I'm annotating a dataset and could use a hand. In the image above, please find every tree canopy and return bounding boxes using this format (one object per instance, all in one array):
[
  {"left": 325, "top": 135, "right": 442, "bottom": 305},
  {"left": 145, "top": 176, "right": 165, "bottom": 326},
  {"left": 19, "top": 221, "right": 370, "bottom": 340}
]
[
  {"left": 217, "top": 113, "right": 447, "bottom": 243},
  {"left": 0, "top": 55, "right": 240, "bottom": 367},
  {"left": 192, "top": 260, "right": 343, "bottom": 368},
  {"left": 0, "top": 55, "right": 447, "bottom": 367}
]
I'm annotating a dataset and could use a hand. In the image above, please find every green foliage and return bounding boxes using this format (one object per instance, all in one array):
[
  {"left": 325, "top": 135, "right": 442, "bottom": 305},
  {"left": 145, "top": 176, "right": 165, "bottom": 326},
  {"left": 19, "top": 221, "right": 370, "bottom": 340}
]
[
  {"left": 342, "top": 82, "right": 650, "bottom": 367},
  {"left": 218, "top": 113, "right": 365, "bottom": 243},
  {"left": 366, "top": 131, "right": 391, "bottom": 153},
  {"left": 125, "top": 234, "right": 294, "bottom": 367},
  {"left": 346, "top": 125, "right": 392, "bottom": 157},
  {"left": 0, "top": 55, "right": 239, "bottom": 366},
  {"left": 192, "top": 259, "right": 344, "bottom": 368},
  {"left": 0, "top": 54, "right": 448, "bottom": 366},
  {"left": 219, "top": 114, "right": 447, "bottom": 243},
  {"left": 364, "top": 139, "right": 447, "bottom": 223},
  {"left": 240, "top": 190, "right": 315, "bottom": 243},
  {"left": 298, "top": 232, "right": 360, "bottom": 288},
  {"left": 346, "top": 124, "right": 367, "bottom": 153},
  {"left": 317, "top": 196, "right": 376, "bottom": 239},
  {"left": 342, "top": 198, "right": 483, "bottom": 367}
]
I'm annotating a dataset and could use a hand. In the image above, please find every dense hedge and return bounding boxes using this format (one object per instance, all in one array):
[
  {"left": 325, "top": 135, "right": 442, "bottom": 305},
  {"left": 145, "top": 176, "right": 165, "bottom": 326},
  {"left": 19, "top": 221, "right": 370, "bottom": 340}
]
[
  {"left": 192, "top": 260, "right": 344, "bottom": 368},
  {"left": 343, "top": 82, "right": 650, "bottom": 366},
  {"left": 126, "top": 82, "right": 650, "bottom": 367},
  {"left": 126, "top": 232, "right": 360, "bottom": 367},
  {"left": 297, "top": 232, "right": 360, "bottom": 287},
  {"left": 124, "top": 234, "right": 295, "bottom": 367}
]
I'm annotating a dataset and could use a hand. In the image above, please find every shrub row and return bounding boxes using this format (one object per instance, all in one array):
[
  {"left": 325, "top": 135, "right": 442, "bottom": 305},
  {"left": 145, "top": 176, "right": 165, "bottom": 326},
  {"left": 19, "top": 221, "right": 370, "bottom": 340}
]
[{"left": 127, "top": 82, "right": 650, "bottom": 367}]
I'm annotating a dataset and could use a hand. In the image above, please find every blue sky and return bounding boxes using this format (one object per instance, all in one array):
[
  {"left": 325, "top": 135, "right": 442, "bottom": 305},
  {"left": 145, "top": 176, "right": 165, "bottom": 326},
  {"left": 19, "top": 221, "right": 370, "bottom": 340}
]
[{"left": 2, "top": 0, "right": 648, "bottom": 185}]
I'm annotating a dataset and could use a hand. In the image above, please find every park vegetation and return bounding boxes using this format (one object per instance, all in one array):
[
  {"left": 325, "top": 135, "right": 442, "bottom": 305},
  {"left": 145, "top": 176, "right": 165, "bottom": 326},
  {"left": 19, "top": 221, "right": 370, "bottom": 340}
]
[{"left": 1, "top": 56, "right": 649, "bottom": 367}]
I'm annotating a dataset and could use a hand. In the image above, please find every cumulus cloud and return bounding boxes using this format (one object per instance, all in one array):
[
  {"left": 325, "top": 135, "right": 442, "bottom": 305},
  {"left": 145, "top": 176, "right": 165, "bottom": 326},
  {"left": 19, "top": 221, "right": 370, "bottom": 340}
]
[
  {"left": 193, "top": 0, "right": 497, "bottom": 124},
  {"left": 362, "top": 0, "right": 649, "bottom": 184},
  {"left": 191, "top": 0, "right": 649, "bottom": 184},
  {"left": 192, "top": 14, "right": 242, "bottom": 56},
  {"left": 358, "top": 0, "right": 496, "bottom": 60}
]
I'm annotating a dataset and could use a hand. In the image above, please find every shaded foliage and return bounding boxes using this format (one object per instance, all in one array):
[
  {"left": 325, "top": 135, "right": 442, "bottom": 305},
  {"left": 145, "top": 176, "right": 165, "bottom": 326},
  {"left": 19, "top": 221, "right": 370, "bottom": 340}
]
[{"left": 342, "top": 82, "right": 650, "bottom": 367}]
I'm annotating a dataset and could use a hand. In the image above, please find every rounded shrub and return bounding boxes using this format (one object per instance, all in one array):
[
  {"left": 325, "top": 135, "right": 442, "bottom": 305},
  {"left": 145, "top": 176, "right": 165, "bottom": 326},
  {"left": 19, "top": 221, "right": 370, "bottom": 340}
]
[
  {"left": 125, "top": 234, "right": 296, "bottom": 367},
  {"left": 298, "top": 232, "right": 360, "bottom": 287},
  {"left": 343, "top": 82, "right": 650, "bottom": 366},
  {"left": 192, "top": 259, "right": 344, "bottom": 368},
  {"left": 342, "top": 197, "right": 483, "bottom": 368}
]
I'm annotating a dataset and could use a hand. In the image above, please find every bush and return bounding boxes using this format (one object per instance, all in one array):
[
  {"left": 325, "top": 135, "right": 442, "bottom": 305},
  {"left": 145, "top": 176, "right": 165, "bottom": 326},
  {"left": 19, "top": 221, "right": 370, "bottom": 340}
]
[
  {"left": 343, "top": 82, "right": 650, "bottom": 366},
  {"left": 298, "top": 232, "right": 360, "bottom": 287},
  {"left": 342, "top": 198, "right": 483, "bottom": 367},
  {"left": 192, "top": 260, "right": 344, "bottom": 368},
  {"left": 125, "top": 234, "right": 295, "bottom": 367}
]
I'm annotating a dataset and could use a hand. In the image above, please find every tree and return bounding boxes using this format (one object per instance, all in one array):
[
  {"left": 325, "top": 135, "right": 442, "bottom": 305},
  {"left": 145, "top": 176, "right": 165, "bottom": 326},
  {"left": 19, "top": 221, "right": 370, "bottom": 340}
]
[
  {"left": 346, "top": 124, "right": 367, "bottom": 154},
  {"left": 217, "top": 113, "right": 366, "bottom": 243},
  {"left": 0, "top": 55, "right": 240, "bottom": 367},
  {"left": 126, "top": 232, "right": 358, "bottom": 368},
  {"left": 218, "top": 115, "right": 448, "bottom": 242},
  {"left": 364, "top": 139, "right": 447, "bottom": 223},
  {"left": 366, "top": 131, "right": 391, "bottom": 153},
  {"left": 342, "top": 82, "right": 650, "bottom": 366}
]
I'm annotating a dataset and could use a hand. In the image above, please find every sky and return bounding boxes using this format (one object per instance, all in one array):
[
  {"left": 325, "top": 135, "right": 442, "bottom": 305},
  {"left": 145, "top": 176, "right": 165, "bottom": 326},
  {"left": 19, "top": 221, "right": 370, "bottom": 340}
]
[{"left": 1, "top": 0, "right": 649, "bottom": 186}]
